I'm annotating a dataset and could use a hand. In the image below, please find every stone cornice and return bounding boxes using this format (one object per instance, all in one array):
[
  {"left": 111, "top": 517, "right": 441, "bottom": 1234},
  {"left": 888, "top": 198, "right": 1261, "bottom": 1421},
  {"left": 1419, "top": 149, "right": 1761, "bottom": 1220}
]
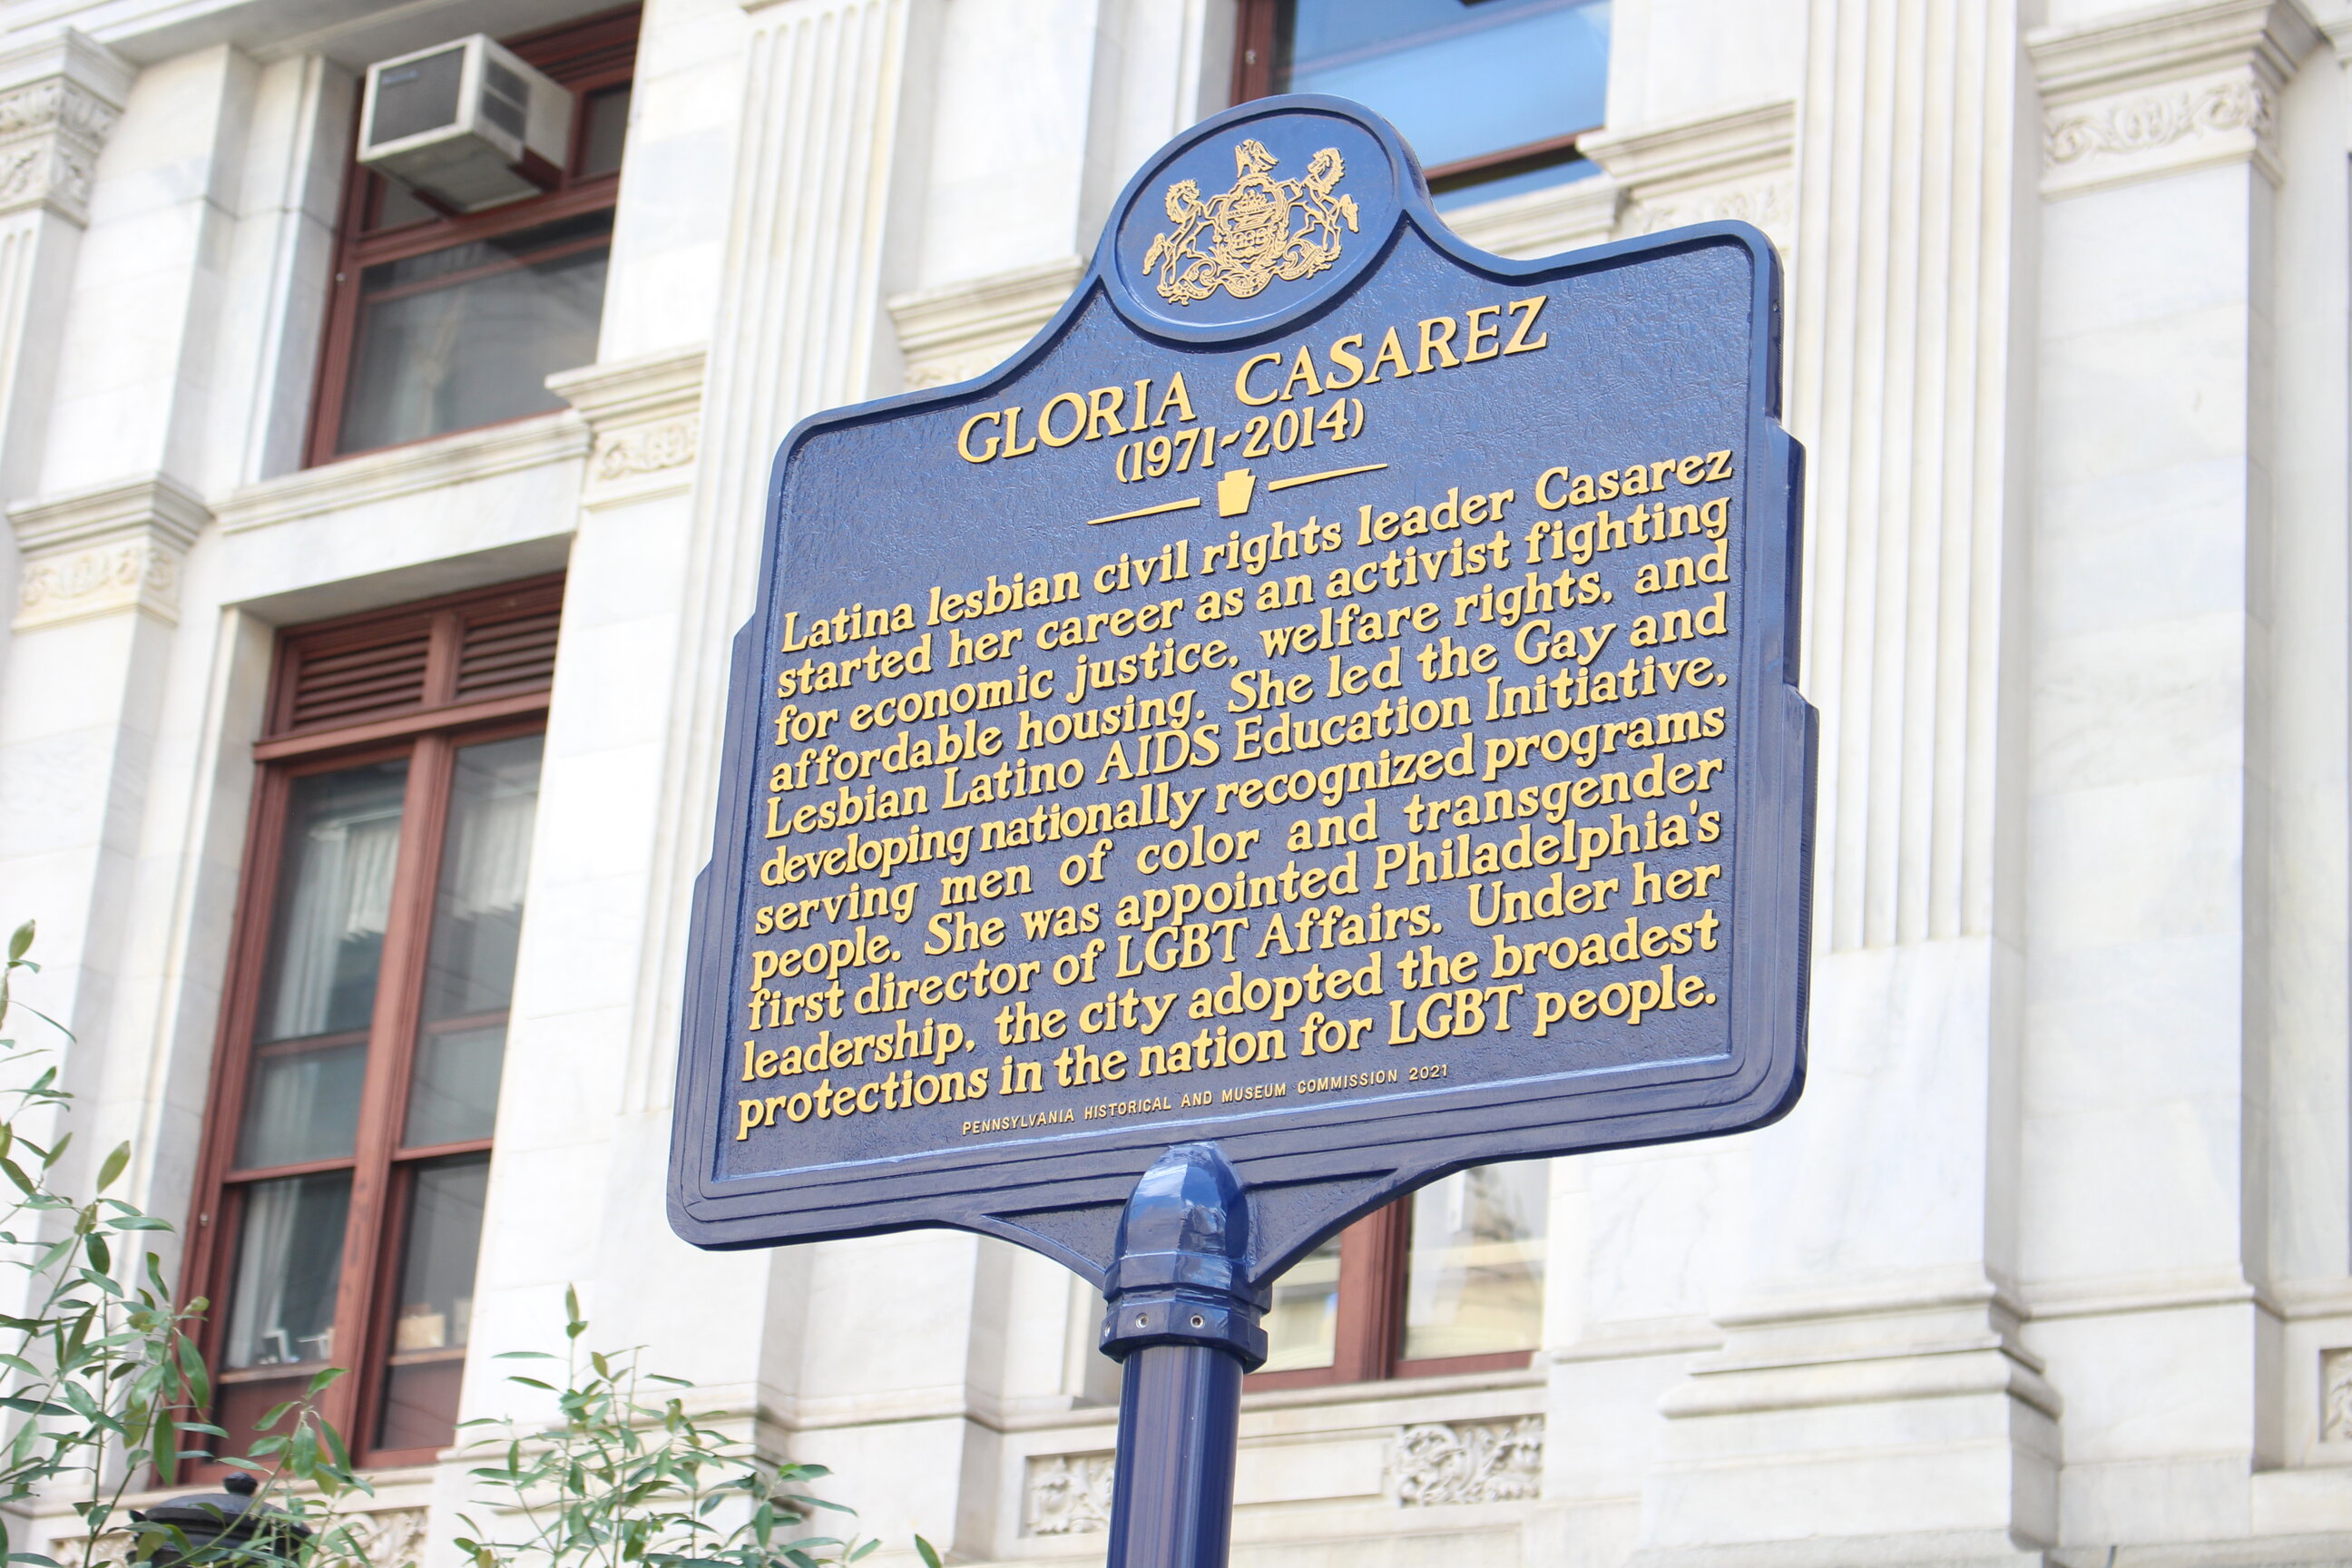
[
  {"left": 1575, "top": 100, "right": 1798, "bottom": 251},
  {"left": 215, "top": 412, "right": 589, "bottom": 534},
  {"left": 2029, "top": 0, "right": 2319, "bottom": 102},
  {"left": 887, "top": 255, "right": 1085, "bottom": 391},
  {"left": 0, "top": 29, "right": 131, "bottom": 225},
  {"left": 1442, "top": 172, "right": 1619, "bottom": 262},
  {"left": 2029, "top": 0, "right": 2322, "bottom": 194},
  {"left": 545, "top": 343, "right": 707, "bottom": 429},
  {"left": 548, "top": 345, "right": 708, "bottom": 506},
  {"left": 7, "top": 473, "right": 209, "bottom": 629},
  {"left": 1578, "top": 100, "right": 1797, "bottom": 196}
]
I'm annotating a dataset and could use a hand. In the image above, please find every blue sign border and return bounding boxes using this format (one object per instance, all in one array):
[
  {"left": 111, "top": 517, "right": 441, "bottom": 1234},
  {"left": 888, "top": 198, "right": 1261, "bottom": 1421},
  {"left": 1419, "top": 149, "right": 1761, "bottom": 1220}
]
[{"left": 669, "top": 95, "right": 1813, "bottom": 1287}]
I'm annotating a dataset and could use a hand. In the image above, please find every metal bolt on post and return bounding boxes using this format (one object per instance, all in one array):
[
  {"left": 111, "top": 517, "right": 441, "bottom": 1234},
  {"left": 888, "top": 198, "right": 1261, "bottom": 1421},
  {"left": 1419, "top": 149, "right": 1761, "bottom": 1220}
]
[{"left": 1097, "top": 1142, "right": 1268, "bottom": 1568}]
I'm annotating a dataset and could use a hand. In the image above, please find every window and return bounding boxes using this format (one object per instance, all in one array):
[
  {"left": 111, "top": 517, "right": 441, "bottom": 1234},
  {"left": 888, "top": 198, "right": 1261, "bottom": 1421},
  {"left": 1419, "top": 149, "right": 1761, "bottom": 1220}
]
[
  {"left": 1253, "top": 1163, "right": 1549, "bottom": 1387},
  {"left": 1234, "top": 0, "right": 1611, "bottom": 211},
  {"left": 309, "top": 7, "right": 640, "bottom": 464},
  {"left": 186, "top": 578, "right": 563, "bottom": 1469}
]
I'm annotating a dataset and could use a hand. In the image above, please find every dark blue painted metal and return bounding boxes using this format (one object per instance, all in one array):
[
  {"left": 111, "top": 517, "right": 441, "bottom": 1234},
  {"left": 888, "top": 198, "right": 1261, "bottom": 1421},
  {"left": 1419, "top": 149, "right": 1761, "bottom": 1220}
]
[
  {"left": 1099, "top": 1145, "right": 1260, "bottom": 1568},
  {"left": 668, "top": 92, "right": 1815, "bottom": 1293}
]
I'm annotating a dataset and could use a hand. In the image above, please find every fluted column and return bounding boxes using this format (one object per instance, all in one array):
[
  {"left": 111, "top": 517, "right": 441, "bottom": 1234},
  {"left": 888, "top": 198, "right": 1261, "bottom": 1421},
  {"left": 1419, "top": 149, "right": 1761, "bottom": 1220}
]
[
  {"left": 583, "top": 0, "right": 976, "bottom": 1551},
  {"left": 1632, "top": 4, "right": 2048, "bottom": 1562},
  {"left": 0, "top": 31, "right": 127, "bottom": 505},
  {"left": 2019, "top": 0, "right": 2319, "bottom": 1544}
]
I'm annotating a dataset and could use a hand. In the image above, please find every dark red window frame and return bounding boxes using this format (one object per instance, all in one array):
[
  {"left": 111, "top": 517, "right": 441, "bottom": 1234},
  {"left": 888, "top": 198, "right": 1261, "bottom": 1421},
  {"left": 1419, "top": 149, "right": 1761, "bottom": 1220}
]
[
  {"left": 181, "top": 575, "right": 564, "bottom": 1475},
  {"left": 1245, "top": 1201, "right": 1535, "bottom": 1392},
  {"left": 305, "top": 6, "right": 641, "bottom": 467}
]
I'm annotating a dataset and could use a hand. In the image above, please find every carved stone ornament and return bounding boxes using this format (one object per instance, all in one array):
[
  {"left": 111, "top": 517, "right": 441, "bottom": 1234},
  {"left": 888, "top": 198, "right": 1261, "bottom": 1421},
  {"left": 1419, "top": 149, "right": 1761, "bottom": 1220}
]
[
  {"left": 593, "top": 416, "right": 699, "bottom": 481},
  {"left": 2323, "top": 1348, "right": 2352, "bottom": 1443},
  {"left": 338, "top": 1506, "right": 427, "bottom": 1567},
  {"left": 1145, "top": 139, "right": 1358, "bottom": 305},
  {"left": 2045, "top": 80, "right": 2272, "bottom": 169},
  {"left": 10, "top": 474, "right": 209, "bottom": 630},
  {"left": 1632, "top": 178, "right": 1796, "bottom": 242},
  {"left": 17, "top": 539, "right": 176, "bottom": 627},
  {"left": 1024, "top": 1450, "right": 1116, "bottom": 1535},
  {"left": 0, "top": 76, "right": 120, "bottom": 222},
  {"left": 1391, "top": 1416, "right": 1544, "bottom": 1506}
]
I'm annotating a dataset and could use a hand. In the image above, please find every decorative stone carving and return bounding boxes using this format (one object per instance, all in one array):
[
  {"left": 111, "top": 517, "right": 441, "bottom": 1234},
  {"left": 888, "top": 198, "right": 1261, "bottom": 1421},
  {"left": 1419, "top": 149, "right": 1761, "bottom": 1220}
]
[
  {"left": 1024, "top": 1450, "right": 1115, "bottom": 1535},
  {"left": 0, "top": 40, "right": 128, "bottom": 225},
  {"left": 2027, "top": 0, "right": 2316, "bottom": 196},
  {"left": 1630, "top": 178, "right": 1796, "bottom": 240},
  {"left": 19, "top": 538, "right": 175, "bottom": 622},
  {"left": 2046, "top": 80, "right": 2271, "bottom": 168},
  {"left": 547, "top": 345, "right": 709, "bottom": 506},
  {"left": 2322, "top": 1348, "right": 2352, "bottom": 1443},
  {"left": 340, "top": 1505, "right": 428, "bottom": 1566},
  {"left": 1390, "top": 1416, "right": 1543, "bottom": 1506},
  {"left": 594, "top": 416, "right": 699, "bottom": 481},
  {"left": 8, "top": 474, "right": 209, "bottom": 631}
]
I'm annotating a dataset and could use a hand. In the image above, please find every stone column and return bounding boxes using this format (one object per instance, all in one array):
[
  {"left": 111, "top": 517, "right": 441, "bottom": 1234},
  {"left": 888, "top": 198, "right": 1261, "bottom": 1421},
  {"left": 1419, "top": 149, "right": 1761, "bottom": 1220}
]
[
  {"left": 0, "top": 31, "right": 128, "bottom": 506},
  {"left": 1632, "top": 3, "right": 2053, "bottom": 1561},
  {"left": 0, "top": 475, "right": 209, "bottom": 1207},
  {"left": 2021, "top": 0, "right": 2318, "bottom": 1544}
]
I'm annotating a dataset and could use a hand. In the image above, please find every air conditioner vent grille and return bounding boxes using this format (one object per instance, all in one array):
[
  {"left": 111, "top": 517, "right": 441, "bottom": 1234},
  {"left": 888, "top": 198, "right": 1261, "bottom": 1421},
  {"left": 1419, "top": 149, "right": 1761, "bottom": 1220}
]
[{"left": 267, "top": 577, "right": 564, "bottom": 741}]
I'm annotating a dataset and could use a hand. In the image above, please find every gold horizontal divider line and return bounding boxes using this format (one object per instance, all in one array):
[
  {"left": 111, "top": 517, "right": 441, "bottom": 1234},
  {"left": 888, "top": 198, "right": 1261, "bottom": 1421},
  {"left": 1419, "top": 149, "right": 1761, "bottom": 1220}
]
[
  {"left": 1265, "top": 462, "right": 1388, "bottom": 492},
  {"left": 1087, "top": 495, "right": 1203, "bottom": 526}
]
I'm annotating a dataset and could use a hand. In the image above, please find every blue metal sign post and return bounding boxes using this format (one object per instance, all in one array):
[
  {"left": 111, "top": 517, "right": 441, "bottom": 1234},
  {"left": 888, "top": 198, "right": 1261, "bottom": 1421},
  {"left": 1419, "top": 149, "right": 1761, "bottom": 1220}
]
[{"left": 670, "top": 95, "right": 1814, "bottom": 1567}]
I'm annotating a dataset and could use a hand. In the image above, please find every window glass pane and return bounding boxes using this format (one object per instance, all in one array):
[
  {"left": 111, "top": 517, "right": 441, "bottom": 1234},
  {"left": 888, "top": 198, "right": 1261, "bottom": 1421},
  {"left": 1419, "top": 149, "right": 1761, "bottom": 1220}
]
[
  {"left": 377, "top": 1154, "right": 489, "bottom": 1451},
  {"left": 1259, "top": 1234, "right": 1342, "bottom": 1372},
  {"left": 579, "top": 85, "right": 631, "bottom": 177},
  {"left": 223, "top": 1172, "right": 352, "bottom": 1369},
  {"left": 1402, "top": 1164, "right": 1547, "bottom": 1360},
  {"left": 256, "top": 761, "right": 408, "bottom": 1044},
  {"left": 406, "top": 735, "right": 543, "bottom": 1146},
  {"left": 338, "top": 211, "right": 611, "bottom": 455},
  {"left": 237, "top": 1040, "right": 366, "bottom": 1168},
  {"left": 1275, "top": 0, "right": 1609, "bottom": 197}
]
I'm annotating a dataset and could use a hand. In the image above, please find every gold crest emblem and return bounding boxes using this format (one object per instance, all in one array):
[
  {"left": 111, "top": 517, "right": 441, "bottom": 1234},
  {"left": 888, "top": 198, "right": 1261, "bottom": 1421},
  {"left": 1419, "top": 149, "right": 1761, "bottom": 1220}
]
[{"left": 1142, "top": 139, "right": 1359, "bottom": 306}]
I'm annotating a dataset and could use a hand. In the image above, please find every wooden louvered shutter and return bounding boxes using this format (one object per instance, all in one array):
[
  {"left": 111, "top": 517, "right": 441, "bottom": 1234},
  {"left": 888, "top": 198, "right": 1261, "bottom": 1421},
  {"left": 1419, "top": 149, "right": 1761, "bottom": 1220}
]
[{"left": 258, "top": 575, "right": 564, "bottom": 758}]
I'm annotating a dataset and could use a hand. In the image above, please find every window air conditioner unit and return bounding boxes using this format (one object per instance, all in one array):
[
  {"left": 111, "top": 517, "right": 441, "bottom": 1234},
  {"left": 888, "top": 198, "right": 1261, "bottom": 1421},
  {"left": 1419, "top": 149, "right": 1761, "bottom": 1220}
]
[{"left": 358, "top": 35, "right": 572, "bottom": 213}]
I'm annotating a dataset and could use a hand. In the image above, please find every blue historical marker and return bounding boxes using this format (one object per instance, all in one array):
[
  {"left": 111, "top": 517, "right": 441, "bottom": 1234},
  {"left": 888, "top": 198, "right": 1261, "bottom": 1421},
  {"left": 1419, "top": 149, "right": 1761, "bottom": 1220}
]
[{"left": 671, "top": 95, "right": 1813, "bottom": 1568}]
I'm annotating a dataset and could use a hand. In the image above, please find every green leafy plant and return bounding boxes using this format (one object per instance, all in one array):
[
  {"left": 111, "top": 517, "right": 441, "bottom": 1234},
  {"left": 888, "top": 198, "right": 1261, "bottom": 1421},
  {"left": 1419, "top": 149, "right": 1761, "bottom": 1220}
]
[
  {"left": 453, "top": 1289, "right": 872, "bottom": 1568},
  {"left": 0, "top": 926, "right": 909, "bottom": 1568},
  {"left": 0, "top": 921, "right": 377, "bottom": 1568}
]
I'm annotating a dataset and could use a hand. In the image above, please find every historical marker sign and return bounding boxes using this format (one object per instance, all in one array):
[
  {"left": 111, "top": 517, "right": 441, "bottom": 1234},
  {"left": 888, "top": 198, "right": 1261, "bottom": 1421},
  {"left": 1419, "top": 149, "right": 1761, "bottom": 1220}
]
[{"left": 669, "top": 95, "right": 1814, "bottom": 1287}]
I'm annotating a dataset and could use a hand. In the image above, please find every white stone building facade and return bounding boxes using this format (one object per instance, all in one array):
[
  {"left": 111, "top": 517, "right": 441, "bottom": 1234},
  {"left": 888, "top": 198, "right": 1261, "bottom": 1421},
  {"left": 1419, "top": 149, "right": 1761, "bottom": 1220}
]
[{"left": 0, "top": 0, "right": 2341, "bottom": 1563}]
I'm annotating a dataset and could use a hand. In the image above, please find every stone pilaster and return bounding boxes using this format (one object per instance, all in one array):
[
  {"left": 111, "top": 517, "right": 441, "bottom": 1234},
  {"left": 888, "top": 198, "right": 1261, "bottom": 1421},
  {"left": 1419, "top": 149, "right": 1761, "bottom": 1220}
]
[
  {"left": 1631, "top": 3, "right": 2047, "bottom": 1562},
  {"left": 0, "top": 31, "right": 130, "bottom": 503},
  {"left": 2017, "top": 0, "right": 2320, "bottom": 1545}
]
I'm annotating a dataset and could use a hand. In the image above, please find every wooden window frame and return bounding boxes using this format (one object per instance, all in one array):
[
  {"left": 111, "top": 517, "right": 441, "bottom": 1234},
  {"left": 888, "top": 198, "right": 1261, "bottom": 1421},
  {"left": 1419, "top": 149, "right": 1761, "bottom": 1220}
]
[
  {"left": 181, "top": 576, "right": 564, "bottom": 1475},
  {"left": 1230, "top": 0, "right": 1600, "bottom": 203},
  {"left": 1245, "top": 1197, "right": 1534, "bottom": 1391},
  {"left": 305, "top": 5, "right": 642, "bottom": 468}
]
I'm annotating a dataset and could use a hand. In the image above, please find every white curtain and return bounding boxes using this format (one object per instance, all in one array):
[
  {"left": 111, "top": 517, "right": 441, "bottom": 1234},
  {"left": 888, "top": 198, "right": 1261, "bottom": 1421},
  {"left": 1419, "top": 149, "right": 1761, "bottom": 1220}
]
[
  {"left": 224, "top": 1178, "right": 345, "bottom": 1368},
  {"left": 262, "top": 805, "right": 402, "bottom": 1041}
]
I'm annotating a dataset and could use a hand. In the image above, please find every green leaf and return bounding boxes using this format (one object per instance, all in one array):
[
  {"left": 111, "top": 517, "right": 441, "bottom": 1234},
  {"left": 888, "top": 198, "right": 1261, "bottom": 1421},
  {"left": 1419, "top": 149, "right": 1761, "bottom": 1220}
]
[
  {"left": 10, "top": 920, "right": 35, "bottom": 961},
  {"left": 93, "top": 1142, "right": 127, "bottom": 1192}
]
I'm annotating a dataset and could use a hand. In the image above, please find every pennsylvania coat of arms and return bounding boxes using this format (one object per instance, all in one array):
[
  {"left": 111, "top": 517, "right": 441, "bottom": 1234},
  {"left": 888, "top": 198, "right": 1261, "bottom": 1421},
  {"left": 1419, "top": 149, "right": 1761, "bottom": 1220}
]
[{"left": 1143, "top": 138, "right": 1359, "bottom": 306}]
